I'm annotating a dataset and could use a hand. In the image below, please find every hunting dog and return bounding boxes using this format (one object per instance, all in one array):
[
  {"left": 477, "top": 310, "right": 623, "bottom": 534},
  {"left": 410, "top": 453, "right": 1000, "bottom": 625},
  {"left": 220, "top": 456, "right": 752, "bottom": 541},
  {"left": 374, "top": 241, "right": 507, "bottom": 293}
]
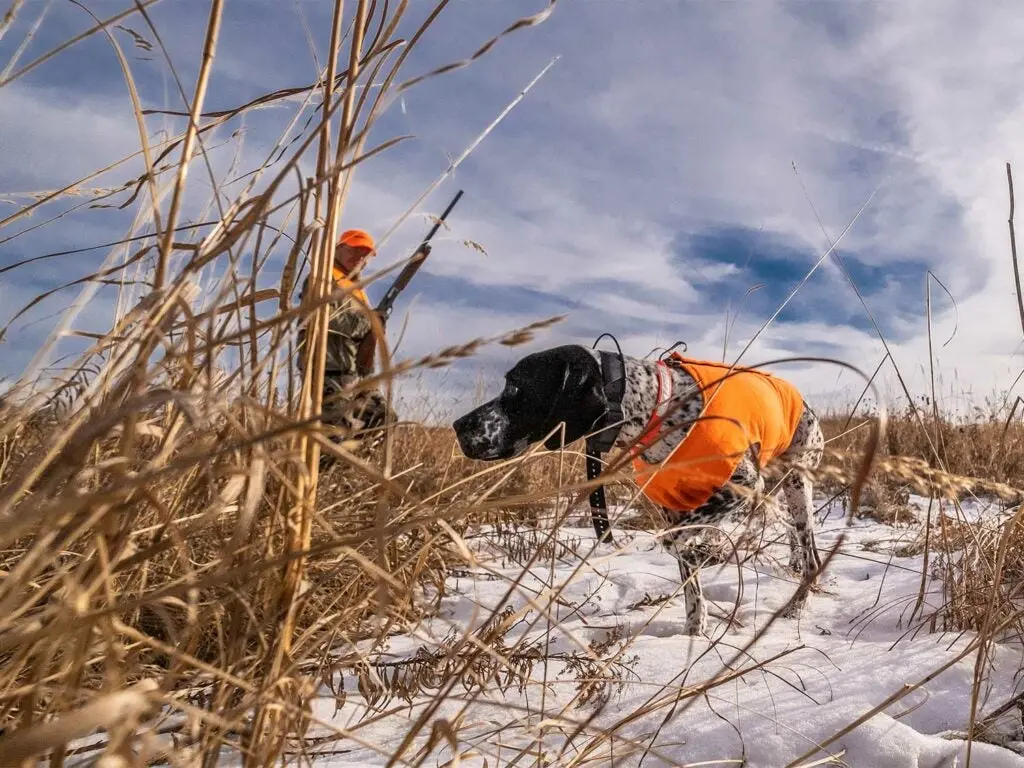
[{"left": 451, "top": 345, "right": 825, "bottom": 635}]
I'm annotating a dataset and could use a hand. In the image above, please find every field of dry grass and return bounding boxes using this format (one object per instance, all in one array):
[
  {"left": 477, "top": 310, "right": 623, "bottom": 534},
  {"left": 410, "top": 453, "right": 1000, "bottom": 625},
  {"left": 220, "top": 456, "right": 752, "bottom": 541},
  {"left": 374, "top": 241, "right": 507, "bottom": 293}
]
[{"left": 3, "top": 1, "right": 1024, "bottom": 765}]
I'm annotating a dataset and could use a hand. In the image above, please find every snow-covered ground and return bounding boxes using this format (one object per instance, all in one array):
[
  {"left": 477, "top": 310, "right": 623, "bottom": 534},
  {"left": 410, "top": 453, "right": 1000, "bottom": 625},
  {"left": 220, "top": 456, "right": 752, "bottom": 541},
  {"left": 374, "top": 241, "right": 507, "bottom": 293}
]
[{"left": 305, "top": 496, "right": 1024, "bottom": 767}]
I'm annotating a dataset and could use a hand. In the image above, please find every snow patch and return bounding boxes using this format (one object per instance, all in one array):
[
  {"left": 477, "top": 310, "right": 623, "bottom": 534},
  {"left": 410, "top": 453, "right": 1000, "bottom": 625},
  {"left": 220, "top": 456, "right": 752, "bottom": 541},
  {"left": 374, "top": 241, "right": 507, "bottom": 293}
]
[{"left": 296, "top": 498, "right": 1024, "bottom": 767}]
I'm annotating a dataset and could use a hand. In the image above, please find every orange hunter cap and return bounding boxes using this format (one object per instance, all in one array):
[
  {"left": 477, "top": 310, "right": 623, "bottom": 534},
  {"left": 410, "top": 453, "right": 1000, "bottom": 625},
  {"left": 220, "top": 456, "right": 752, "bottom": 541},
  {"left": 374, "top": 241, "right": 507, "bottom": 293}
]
[{"left": 338, "top": 228, "right": 376, "bottom": 253}]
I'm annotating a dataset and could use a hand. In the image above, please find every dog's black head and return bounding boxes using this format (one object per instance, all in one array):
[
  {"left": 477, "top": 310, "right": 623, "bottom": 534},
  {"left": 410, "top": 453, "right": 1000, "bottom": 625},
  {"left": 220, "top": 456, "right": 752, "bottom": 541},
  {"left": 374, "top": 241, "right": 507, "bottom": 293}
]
[{"left": 452, "top": 345, "right": 608, "bottom": 461}]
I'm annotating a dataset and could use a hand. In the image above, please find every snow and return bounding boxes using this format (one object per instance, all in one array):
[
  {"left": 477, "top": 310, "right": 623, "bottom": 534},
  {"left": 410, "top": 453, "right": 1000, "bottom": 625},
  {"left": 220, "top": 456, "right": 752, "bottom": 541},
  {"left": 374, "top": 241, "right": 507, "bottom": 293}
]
[{"left": 301, "top": 496, "right": 1024, "bottom": 767}]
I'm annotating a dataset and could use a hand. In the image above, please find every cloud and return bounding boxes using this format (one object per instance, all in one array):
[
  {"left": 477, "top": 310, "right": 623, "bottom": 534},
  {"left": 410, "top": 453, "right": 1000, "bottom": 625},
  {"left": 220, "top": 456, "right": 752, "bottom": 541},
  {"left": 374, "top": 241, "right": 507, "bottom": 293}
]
[
  {"left": 4, "top": 0, "right": 1024, "bottom": 423},
  {"left": 0, "top": 83, "right": 144, "bottom": 191}
]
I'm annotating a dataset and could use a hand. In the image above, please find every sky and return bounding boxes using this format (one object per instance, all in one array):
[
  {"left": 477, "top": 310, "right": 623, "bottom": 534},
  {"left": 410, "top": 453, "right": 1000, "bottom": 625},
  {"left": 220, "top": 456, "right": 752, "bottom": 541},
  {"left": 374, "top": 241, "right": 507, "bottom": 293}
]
[{"left": 2, "top": 0, "right": 1024, "bottom": 423}]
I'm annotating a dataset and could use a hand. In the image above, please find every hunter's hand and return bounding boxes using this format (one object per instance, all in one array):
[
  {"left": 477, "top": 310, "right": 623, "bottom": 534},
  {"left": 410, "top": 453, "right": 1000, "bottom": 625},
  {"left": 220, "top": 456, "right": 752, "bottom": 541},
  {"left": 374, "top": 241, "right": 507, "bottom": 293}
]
[
  {"left": 418, "top": 243, "right": 432, "bottom": 258},
  {"left": 355, "top": 333, "right": 376, "bottom": 376}
]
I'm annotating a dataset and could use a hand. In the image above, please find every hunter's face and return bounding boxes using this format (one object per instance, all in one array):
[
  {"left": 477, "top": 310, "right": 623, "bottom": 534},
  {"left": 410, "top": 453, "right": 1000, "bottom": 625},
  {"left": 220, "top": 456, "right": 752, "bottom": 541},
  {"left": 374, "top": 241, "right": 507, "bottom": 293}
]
[{"left": 338, "top": 244, "right": 375, "bottom": 274}]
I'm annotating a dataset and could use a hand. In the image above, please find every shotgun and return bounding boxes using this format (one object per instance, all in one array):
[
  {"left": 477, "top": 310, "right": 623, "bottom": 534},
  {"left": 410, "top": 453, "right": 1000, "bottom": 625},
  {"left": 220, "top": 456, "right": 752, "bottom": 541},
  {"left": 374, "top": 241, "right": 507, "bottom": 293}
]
[
  {"left": 354, "top": 189, "right": 464, "bottom": 374},
  {"left": 376, "top": 189, "right": 464, "bottom": 325}
]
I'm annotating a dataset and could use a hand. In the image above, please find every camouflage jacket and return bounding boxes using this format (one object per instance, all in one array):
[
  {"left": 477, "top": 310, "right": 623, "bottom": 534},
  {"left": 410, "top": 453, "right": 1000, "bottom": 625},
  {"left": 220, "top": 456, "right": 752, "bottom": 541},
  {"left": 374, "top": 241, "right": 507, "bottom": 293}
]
[{"left": 297, "top": 270, "right": 374, "bottom": 377}]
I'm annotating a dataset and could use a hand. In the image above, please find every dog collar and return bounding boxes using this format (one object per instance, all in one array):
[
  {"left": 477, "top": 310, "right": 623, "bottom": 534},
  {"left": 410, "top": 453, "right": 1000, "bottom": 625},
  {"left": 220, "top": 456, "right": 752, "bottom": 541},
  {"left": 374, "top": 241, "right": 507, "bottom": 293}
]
[
  {"left": 584, "top": 342, "right": 685, "bottom": 547},
  {"left": 587, "top": 350, "right": 626, "bottom": 453},
  {"left": 585, "top": 348, "right": 626, "bottom": 545}
]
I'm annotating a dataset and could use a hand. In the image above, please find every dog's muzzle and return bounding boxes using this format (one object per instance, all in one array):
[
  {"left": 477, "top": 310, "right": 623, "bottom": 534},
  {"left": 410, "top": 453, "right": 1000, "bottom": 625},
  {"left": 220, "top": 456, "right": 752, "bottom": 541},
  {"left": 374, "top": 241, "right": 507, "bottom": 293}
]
[{"left": 452, "top": 401, "right": 519, "bottom": 461}]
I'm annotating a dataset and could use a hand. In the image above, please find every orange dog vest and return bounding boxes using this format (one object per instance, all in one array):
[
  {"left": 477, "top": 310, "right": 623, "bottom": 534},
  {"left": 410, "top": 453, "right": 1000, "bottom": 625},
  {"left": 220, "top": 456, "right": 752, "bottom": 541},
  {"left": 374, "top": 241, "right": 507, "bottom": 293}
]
[{"left": 631, "top": 354, "right": 805, "bottom": 512}]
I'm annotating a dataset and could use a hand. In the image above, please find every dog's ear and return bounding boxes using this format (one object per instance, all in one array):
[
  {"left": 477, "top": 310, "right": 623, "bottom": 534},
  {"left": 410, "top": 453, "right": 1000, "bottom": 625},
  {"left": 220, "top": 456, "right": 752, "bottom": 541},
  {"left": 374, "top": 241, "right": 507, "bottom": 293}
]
[{"left": 541, "top": 350, "right": 607, "bottom": 450}]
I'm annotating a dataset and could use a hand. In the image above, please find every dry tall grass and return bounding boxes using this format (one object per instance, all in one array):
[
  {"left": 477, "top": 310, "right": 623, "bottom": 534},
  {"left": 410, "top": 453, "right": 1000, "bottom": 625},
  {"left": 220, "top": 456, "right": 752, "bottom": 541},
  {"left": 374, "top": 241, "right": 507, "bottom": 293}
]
[
  {"left": 822, "top": 405, "right": 1024, "bottom": 494},
  {"left": 817, "top": 402, "right": 1024, "bottom": 666},
  {"left": 0, "top": 1, "right": 575, "bottom": 763},
  {"left": 3, "top": 1, "right": 1024, "bottom": 765}
]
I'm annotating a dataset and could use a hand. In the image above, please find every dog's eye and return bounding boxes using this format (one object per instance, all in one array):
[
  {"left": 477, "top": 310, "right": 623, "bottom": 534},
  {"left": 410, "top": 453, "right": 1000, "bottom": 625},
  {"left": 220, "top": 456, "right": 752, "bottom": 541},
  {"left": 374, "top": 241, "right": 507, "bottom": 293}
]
[{"left": 505, "top": 384, "right": 519, "bottom": 398}]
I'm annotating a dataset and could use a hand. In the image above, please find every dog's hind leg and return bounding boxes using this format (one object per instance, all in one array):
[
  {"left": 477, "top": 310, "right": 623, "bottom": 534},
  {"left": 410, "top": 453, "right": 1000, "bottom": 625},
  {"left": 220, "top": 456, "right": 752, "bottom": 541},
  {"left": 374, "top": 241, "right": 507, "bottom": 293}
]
[
  {"left": 757, "top": 474, "right": 802, "bottom": 571},
  {"left": 777, "top": 406, "right": 825, "bottom": 617},
  {"left": 783, "top": 514, "right": 802, "bottom": 572},
  {"left": 769, "top": 473, "right": 811, "bottom": 573},
  {"left": 781, "top": 472, "right": 822, "bottom": 580}
]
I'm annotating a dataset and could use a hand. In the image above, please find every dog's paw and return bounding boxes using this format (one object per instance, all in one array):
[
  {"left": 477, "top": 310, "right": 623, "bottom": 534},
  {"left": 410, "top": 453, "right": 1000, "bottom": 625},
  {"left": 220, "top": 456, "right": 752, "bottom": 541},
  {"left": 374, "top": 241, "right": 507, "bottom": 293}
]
[
  {"left": 787, "top": 565, "right": 809, "bottom": 581},
  {"left": 810, "top": 582, "right": 840, "bottom": 597},
  {"left": 781, "top": 602, "right": 804, "bottom": 620},
  {"left": 782, "top": 587, "right": 814, "bottom": 618},
  {"left": 683, "top": 614, "right": 708, "bottom": 636}
]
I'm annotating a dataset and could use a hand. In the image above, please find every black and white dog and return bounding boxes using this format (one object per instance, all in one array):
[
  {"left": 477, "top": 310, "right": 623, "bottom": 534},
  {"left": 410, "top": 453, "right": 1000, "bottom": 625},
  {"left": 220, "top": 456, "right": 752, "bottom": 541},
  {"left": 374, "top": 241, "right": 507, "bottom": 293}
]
[{"left": 451, "top": 344, "right": 825, "bottom": 635}]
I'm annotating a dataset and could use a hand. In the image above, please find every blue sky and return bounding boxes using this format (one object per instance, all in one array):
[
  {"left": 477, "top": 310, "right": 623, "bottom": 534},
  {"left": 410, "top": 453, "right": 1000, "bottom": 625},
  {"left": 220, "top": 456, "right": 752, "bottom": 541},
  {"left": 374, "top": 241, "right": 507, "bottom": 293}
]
[{"left": 2, "top": 0, "right": 1023, "bottom": 419}]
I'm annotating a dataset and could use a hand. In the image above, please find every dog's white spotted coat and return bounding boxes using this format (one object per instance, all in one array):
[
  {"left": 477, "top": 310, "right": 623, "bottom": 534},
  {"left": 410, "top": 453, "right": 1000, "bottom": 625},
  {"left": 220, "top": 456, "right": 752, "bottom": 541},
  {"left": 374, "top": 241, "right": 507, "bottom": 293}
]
[
  {"left": 454, "top": 346, "right": 826, "bottom": 636},
  {"left": 588, "top": 351, "right": 826, "bottom": 634}
]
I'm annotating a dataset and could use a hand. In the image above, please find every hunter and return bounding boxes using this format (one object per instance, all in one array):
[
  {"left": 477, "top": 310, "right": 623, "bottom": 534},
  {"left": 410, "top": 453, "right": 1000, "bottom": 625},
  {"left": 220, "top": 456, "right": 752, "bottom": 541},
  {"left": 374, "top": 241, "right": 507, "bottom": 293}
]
[{"left": 298, "top": 228, "right": 393, "bottom": 448}]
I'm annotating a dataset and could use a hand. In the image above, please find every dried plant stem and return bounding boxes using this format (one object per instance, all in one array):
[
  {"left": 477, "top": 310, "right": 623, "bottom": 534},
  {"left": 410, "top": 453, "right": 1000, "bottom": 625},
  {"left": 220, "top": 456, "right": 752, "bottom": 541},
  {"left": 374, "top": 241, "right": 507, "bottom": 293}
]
[
  {"left": 0, "top": 0, "right": 160, "bottom": 88},
  {"left": 1007, "top": 163, "right": 1024, "bottom": 340},
  {"left": 0, "top": 0, "right": 25, "bottom": 43},
  {"left": 248, "top": 0, "right": 372, "bottom": 761},
  {"left": 376, "top": 55, "right": 559, "bottom": 249},
  {"left": 156, "top": 0, "right": 223, "bottom": 289},
  {"left": 16, "top": 1, "right": 1024, "bottom": 766}
]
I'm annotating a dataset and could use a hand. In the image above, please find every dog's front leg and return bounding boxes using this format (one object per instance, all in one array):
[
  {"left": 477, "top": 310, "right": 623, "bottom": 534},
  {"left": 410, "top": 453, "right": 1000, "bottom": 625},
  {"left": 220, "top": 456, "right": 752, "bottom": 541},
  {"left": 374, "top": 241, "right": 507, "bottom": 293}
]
[
  {"left": 663, "top": 459, "right": 761, "bottom": 636},
  {"left": 663, "top": 524, "right": 707, "bottom": 635}
]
